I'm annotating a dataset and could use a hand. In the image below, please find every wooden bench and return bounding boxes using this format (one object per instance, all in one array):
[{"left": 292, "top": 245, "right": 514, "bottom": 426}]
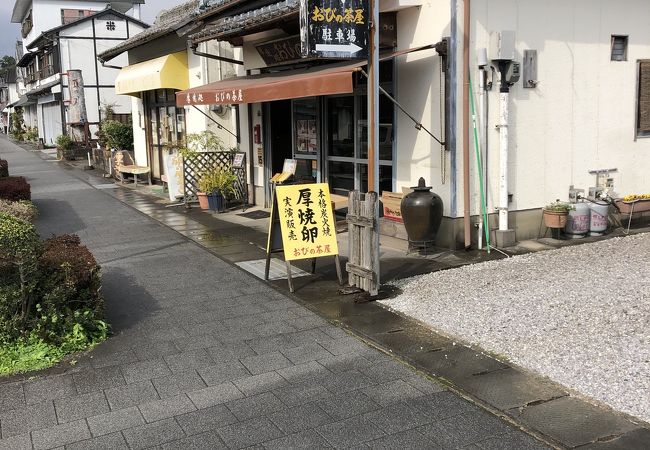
[{"left": 113, "top": 150, "right": 151, "bottom": 186}]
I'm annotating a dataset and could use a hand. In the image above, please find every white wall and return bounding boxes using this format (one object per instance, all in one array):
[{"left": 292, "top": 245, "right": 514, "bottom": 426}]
[
  {"left": 470, "top": 0, "right": 650, "bottom": 215},
  {"left": 132, "top": 96, "right": 146, "bottom": 165},
  {"left": 23, "top": 0, "right": 141, "bottom": 51},
  {"left": 394, "top": 1, "right": 453, "bottom": 213}
]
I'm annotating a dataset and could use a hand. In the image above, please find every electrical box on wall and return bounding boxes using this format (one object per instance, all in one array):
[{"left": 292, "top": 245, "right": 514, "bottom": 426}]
[{"left": 490, "top": 30, "right": 516, "bottom": 61}]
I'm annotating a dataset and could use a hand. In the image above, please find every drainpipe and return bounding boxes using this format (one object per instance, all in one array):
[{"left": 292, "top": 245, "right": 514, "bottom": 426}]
[
  {"left": 497, "top": 61, "right": 510, "bottom": 232},
  {"left": 462, "top": 0, "right": 471, "bottom": 249},
  {"left": 477, "top": 48, "right": 488, "bottom": 249}
]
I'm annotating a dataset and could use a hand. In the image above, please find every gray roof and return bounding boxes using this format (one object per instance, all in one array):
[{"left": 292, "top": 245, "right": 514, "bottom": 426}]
[
  {"left": 190, "top": 0, "right": 298, "bottom": 44},
  {"left": 97, "top": 0, "right": 200, "bottom": 62}
]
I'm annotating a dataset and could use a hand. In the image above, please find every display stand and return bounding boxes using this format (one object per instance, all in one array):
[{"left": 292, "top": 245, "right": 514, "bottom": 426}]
[{"left": 265, "top": 182, "right": 343, "bottom": 293}]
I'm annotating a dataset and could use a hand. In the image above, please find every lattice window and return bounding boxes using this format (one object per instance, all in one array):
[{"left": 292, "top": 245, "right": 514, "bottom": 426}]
[{"left": 183, "top": 152, "right": 247, "bottom": 207}]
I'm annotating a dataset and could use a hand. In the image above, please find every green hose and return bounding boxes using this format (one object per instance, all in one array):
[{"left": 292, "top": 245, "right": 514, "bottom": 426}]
[{"left": 469, "top": 75, "right": 491, "bottom": 252}]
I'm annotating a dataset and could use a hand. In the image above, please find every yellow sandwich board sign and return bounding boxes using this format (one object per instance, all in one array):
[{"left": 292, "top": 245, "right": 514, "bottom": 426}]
[
  {"left": 275, "top": 183, "right": 338, "bottom": 260},
  {"left": 265, "top": 182, "right": 343, "bottom": 292}
]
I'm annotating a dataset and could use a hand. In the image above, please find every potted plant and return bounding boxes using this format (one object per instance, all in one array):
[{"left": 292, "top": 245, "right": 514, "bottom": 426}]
[
  {"left": 543, "top": 200, "right": 574, "bottom": 228},
  {"left": 55, "top": 134, "right": 75, "bottom": 160},
  {"left": 197, "top": 166, "right": 237, "bottom": 212}
]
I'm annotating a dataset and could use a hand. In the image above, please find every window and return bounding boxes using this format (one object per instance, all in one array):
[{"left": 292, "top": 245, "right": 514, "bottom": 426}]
[
  {"left": 61, "top": 9, "right": 94, "bottom": 25},
  {"left": 611, "top": 35, "right": 628, "bottom": 61},
  {"left": 637, "top": 60, "right": 650, "bottom": 137}
]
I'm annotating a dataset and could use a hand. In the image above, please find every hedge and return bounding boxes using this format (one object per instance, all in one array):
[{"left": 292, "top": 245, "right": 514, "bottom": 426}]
[{"left": 0, "top": 177, "right": 31, "bottom": 201}]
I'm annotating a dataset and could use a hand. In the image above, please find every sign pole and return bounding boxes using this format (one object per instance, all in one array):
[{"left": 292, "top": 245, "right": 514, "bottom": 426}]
[{"left": 367, "top": 0, "right": 380, "bottom": 288}]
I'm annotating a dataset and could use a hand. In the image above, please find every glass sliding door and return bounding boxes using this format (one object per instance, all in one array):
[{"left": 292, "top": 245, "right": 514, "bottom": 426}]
[{"left": 145, "top": 89, "right": 186, "bottom": 181}]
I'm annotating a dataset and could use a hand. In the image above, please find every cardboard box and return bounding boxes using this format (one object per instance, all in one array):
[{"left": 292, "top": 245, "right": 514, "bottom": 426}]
[{"left": 381, "top": 191, "right": 403, "bottom": 222}]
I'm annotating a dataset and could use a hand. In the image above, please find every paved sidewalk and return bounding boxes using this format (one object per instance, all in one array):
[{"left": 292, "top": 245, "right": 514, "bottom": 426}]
[{"left": 0, "top": 137, "right": 548, "bottom": 449}]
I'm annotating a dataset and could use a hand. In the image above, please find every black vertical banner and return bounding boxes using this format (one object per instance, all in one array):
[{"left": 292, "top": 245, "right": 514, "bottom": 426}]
[{"left": 299, "top": 0, "right": 369, "bottom": 59}]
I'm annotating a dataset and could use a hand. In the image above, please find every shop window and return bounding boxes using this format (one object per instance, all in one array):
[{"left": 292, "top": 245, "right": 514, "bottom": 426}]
[{"left": 637, "top": 60, "right": 650, "bottom": 137}]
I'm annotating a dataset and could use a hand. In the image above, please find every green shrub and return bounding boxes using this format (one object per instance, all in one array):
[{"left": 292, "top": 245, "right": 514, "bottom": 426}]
[
  {"left": 101, "top": 120, "right": 133, "bottom": 151},
  {"left": 0, "top": 199, "right": 38, "bottom": 222},
  {"left": 0, "top": 176, "right": 31, "bottom": 201},
  {"left": 25, "top": 127, "right": 38, "bottom": 142},
  {"left": 10, "top": 107, "right": 24, "bottom": 141},
  {"left": 0, "top": 213, "right": 40, "bottom": 338},
  {"left": 0, "top": 159, "right": 8, "bottom": 178}
]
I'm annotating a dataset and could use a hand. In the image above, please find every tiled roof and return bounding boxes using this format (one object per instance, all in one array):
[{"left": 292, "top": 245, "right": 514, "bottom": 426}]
[
  {"left": 97, "top": 0, "right": 200, "bottom": 62},
  {"left": 190, "top": 0, "right": 299, "bottom": 44}
]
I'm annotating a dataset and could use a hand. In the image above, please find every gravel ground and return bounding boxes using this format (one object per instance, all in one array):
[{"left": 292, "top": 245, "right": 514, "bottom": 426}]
[{"left": 380, "top": 233, "right": 650, "bottom": 423}]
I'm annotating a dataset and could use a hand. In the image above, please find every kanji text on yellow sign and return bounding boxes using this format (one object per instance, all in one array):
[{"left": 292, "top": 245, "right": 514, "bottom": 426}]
[{"left": 275, "top": 183, "right": 338, "bottom": 261}]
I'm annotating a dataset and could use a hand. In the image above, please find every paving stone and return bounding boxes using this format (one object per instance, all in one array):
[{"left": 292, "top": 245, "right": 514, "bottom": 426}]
[
  {"left": 174, "top": 333, "right": 222, "bottom": 352},
  {"left": 151, "top": 369, "right": 207, "bottom": 398},
  {"left": 225, "top": 391, "right": 286, "bottom": 421},
  {"left": 0, "top": 433, "right": 32, "bottom": 450},
  {"left": 175, "top": 405, "right": 238, "bottom": 436},
  {"left": 317, "top": 390, "right": 382, "bottom": 421},
  {"left": 72, "top": 366, "right": 126, "bottom": 394},
  {"left": 268, "top": 402, "right": 332, "bottom": 434},
  {"left": 316, "top": 415, "right": 385, "bottom": 449},
  {"left": 54, "top": 390, "right": 109, "bottom": 423},
  {"left": 198, "top": 361, "right": 250, "bottom": 386},
  {"left": 411, "top": 391, "right": 477, "bottom": 422},
  {"left": 514, "top": 396, "right": 637, "bottom": 448},
  {"left": 320, "top": 369, "right": 376, "bottom": 393},
  {"left": 362, "top": 379, "right": 424, "bottom": 406},
  {"left": 86, "top": 406, "right": 145, "bottom": 437},
  {"left": 240, "top": 352, "right": 293, "bottom": 375},
  {"left": 280, "top": 342, "right": 334, "bottom": 365},
  {"left": 462, "top": 368, "right": 568, "bottom": 411},
  {"left": 264, "top": 429, "right": 333, "bottom": 449},
  {"left": 65, "top": 432, "right": 129, "bottom": 450},
  {"left": 0, "top": 382, "right": 25, "bottom": 412},
  {"left": 161, "top": 430, "right": 227, "bottom": 450},
  {"left": 31, "top": 419, "right": 90, "bottom": 450},
  {"left": 187, "top": 382, "right": 244, "bottom": 409},
  {"left": 245, "top": 335, "right": 296, "bottom": 355},
  {"left": 255, "top": 320, "right": 298, "bottom": 337},
  {"left": 366, "top": 428, "right": 442, "bottom": 449},
  {"left": 0, "top": 400, "right": 57, "bottom": 438},
  {"left": 206, "top": 342, "right": 256, "bottom": 363},
  {"left": 418, "top": 412, "right": 510, "bottom": 449},
  {"left": 475, "top": 431, "right": 550, "bottom": 450},
  {"left": 90, "top": 350, "right": 139, "bottom": 369},
  {"left": 277, "top": 361, "right": 331, "bottom": 384},
  {"left": 132, "top": 340, "right": 181, "bottom": 359},
  {"left": 104, "top": 380, "right": 159, "bottom": 410},
  {"left": 318, "top": 353, "right": 374, "bottom": 373},
  {"left": 359, "top": 359, "right": 419, "bottom": 384},
  {"left": 273, "top": 381, "right": 331, "bottom": 407},
  {"left": 580, "top": 428, "right": 650, "bottom": 450},
  {"left": 120, "top": 359, "right": 172, "bottom": 384},
  {"left": 164, "top": 349, "right": 214, "bottom": 372},
  {"left": 122, "top": 418, "right": 185, "bottom": 450},
  {"left": 23, "top": 375, "right": 76, "bottom": 405},
  {"left": 402, "top": 373, "right": 446, "bottom": 395},
  {"left": 216, "top": 416, "right": 284, "bottom": 449},
  {"left": 139, "top": 394, "right": 196, "bottom": 423},
  {"left": 232, "top": 372, "right": 289, "bottom": 397},
  {"left": 319, "top": 337, "right": 371, "bottom": 356},
  {"left": 363, "top": 401, "right": 437, "bottom": 435}
]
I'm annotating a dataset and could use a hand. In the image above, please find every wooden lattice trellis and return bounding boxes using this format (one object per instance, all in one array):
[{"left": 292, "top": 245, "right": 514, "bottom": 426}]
[{"left": 183, "top": 151, "right": 248, "bottom": 208}]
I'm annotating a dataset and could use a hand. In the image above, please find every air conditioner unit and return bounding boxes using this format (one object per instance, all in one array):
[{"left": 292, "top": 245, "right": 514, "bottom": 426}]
[{"left": 210, "top": 104, "right": 229, "bottom": 117}]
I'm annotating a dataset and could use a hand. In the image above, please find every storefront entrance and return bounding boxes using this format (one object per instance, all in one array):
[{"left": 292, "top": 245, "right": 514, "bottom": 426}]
[{"left": 144, "top": 89, "right": 186, "bottom": 180}]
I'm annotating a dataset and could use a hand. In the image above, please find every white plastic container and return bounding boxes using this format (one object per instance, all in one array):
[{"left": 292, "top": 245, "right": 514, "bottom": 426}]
[
  {"left": 589, "top": 201, "right": 609, "bottom": 236},
  {"left": 564, "top": 202, "right": 590, "bottom": 238}
]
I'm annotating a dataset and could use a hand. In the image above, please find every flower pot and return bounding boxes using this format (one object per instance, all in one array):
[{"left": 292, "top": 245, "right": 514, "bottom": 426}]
[
  {"left": 197, "top": 192, "right": 210, "bottom": 210},
  {"left": 543, "top": 210, "right": 568, "bottom": 228},
  {"left": 207, "top": 190, "right": 225, "bottom": 212}
]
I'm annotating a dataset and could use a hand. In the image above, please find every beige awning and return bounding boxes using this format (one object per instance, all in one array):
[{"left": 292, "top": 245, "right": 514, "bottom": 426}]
[{"left": 115, "top": 51, "right": 189, "bottom": 96}]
